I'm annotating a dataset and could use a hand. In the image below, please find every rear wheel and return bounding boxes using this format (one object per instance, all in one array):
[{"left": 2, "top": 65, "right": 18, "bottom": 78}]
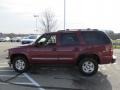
[
  {"left": 13, "top": 56, "right": 29, "bottom": 73},
  {"left": 78, "top": 57, "right": 98, "bottom": 76}
]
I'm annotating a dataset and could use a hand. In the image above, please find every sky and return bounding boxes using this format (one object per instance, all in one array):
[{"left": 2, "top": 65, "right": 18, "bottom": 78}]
[{"left": 0, "top": 0, "right": 120, "bottom": 34}]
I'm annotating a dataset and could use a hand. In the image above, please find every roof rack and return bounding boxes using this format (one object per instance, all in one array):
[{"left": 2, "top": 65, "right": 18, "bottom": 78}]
[{"left": 57, "top": 28, "right": 99, "bottom": 32}]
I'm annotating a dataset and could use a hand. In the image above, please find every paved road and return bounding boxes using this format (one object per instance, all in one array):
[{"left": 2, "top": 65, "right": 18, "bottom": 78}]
[{"left": 0, "top": 42, "right": 120, "bottom": 90}]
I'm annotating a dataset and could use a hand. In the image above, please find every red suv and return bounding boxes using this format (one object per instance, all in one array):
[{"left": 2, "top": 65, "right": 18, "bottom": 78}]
[{"left": 8, "top": 29, "right": 116, "bottom": 76}]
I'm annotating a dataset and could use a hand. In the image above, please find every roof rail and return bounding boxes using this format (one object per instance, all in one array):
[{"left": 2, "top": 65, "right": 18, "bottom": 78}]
[{"left": 78, "top": 28, "right": 99, "bottom": 31}]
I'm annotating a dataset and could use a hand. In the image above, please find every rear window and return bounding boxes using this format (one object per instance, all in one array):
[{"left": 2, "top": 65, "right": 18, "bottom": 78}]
[{"left": 81, "top": 31, "right": 111, "bottom": 44}]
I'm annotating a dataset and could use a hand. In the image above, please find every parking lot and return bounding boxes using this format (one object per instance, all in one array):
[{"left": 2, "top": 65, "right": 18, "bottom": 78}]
[{"left": 0, "top": 42, "right": 120, "bottom": 90}]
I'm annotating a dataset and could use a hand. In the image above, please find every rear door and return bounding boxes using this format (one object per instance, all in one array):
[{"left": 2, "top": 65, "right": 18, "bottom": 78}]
[{"left": 56, "top": 32, "right": 80, "bottom": 64}]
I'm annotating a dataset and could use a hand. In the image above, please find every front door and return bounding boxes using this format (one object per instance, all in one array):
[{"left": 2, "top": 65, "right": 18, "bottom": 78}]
[{"left": 30, "top": 34, "right": 58, "bottom": 64}]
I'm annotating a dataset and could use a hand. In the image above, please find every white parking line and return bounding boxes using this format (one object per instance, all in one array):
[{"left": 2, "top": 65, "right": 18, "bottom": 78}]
[
  {"left": 0, "top": 66, "right": 9, "bottom": 67},
  {"left": 0, "top": 62, "right": 44, "bottom": 90},
  {"left": 0, "top": 75, "right": 24, "bottom": 77},
  {"left": 0, "top": 62, "right": 8, "bottom": 65},
  {"left": 0, "top": 82, "right": 34, "bottom": 85},
  {"left": 0, "top": 70, "right": 14, "bottom": 71},
  {"left": 23, "top": 73, "right": 45, "bottom": 90},
  {"left": 99, "top": 65, "right": 107, "bottom": 71},
  {"left": 13, "top": 82, "right": 34, "bottom": 85}
]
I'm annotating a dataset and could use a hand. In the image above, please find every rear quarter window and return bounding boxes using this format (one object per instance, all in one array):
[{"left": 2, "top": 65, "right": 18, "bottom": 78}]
[{"left": 81, "top": 31, "right": 111, "bottom": 44}]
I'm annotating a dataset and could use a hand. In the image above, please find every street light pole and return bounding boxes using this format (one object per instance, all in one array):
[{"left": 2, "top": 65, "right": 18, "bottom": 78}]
[
  {"left": 64, "top": 0, "right": 66, "bottom": 30},
  {"left": 33, "top": 15, "right": 39, "bottom": 32}
]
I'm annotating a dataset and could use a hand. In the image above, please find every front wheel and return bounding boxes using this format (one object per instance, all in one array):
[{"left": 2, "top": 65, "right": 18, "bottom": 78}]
[
  {"left": 78, "top": 57, "right": 98, "bottom": 76},
  {"left": 13, "top": 56, "right": 29, "bottom": 73}
]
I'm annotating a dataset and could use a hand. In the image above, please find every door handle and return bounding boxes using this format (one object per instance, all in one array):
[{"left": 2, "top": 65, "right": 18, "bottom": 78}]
[{"left": 53, "top": 48, "right": 56, "bottom": 51}]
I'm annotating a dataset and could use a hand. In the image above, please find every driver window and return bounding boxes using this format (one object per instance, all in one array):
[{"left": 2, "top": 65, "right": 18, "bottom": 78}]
[
  {"left": 46, "top": 35, "right": 56, "bottom": 46},
  {"left": 37, "top": 34, "right": 56, "bottom": 46},
  {"left": 38, "top": 37, "right": 46, "bottom": 43}
]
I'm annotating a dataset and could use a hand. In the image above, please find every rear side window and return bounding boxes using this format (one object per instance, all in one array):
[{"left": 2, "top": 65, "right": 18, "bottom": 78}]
[
  {"left": 81, "top": 31, "right": 111, "bottom": 44},
  {"left": 60, "top": 33, "right": 79, "bottom": 45}
]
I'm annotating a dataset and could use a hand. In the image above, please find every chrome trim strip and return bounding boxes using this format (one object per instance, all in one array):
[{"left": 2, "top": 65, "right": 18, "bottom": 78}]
[
  {"left": 32, "top": 57, "right": 73, "bottom": 60},
  {"left": 32, "top": 58, "right": 57, "bottom": 60},
  {"left": 57, "top": 50, "right": 73, "bottom": 51},
  {"left": 31, "top": 50, "right": 52, "bottom": 51}
]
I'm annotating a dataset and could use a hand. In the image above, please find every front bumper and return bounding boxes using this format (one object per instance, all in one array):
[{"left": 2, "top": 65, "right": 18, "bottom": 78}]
[
  {"left": 6, "top": 56, "right": 11, "bottom": 67},
  {"left": 8, "top": 61, "right": 13, "bottom": 68}
]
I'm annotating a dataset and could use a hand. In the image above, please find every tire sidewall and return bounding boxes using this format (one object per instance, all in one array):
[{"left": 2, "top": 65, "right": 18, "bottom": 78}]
[
  {"left": 79, "top": 58, "right": 98, "bottom": 76},
  {"left": 13, "top": 56, "right": 29, "bottom": 73}
]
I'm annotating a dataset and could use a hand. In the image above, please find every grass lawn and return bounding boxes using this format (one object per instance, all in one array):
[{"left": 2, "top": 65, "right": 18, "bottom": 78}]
[
  {"left": 113, "top": 45, "right": 120, "bottom": 49},
  {"left": 112, "top": 40, "right": 120, "bottom": 49},
  {"left": 112, "top": 40, "right": 120, "bottom": 43}
]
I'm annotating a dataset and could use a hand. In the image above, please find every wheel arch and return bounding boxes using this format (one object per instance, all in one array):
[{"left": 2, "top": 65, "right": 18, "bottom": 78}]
[
  {"left": 76, "top": 54, "right": 100, "bottom": 65},
  {"left": 10, "top": 53, "right": 29, "bottom": 64}
]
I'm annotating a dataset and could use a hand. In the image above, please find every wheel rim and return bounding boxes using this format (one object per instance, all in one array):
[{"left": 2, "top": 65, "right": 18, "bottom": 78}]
[
  {"left": 82, "top": 61, "right": 95, "bottom": 73},
  {"left": 15, "top": 59, "right": 25, "bottom": 71}
]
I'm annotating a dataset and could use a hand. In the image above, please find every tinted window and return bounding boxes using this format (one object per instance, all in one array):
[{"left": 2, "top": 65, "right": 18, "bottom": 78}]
[
  {"left": 60, "top": 33, "right": 79, "bottom": 45},
  {"left": 81, "top": 31, "right": 111, "bottom": 44}
]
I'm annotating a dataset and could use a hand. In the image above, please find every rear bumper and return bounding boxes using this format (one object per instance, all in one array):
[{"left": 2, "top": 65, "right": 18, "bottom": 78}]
[
  {"left": 111, "top": 55, "right": 116, "bottom": 63},
  {"left": 100, "top": 55, "right": 116, "bottom": 64},
  {"left": 6, "top": 56, "right": 9, "bottom": 59}
]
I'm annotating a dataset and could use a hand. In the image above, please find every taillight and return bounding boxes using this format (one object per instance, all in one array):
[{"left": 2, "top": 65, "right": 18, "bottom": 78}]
[
  {"left": 105, "top": 44, "right": 113, "bottom": 55},
  {"left": 106, "top": 44, "right": 111, "bottom": 49}
]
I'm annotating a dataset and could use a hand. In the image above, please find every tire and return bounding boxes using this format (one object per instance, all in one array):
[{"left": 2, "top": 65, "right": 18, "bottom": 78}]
[
  {"left": 13, "top": 56, "right": 29, "bottom": 73},
  {"left": 78, "top": 57, "right": 98, "bottom": 76}
]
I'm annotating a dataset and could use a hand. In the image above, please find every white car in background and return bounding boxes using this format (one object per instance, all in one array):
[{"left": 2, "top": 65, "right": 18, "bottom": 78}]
[
  {"left": 0, "top": 37, "right": 10, "bottom": 42},
  {"left": 11, "top": 37, "right": 22, "bottom": 42},
  {"left": 0, "top": 37, "right": 5, "bottom": 42},
  {"left": 21, "top": 35, "right": 40, "bottom": 44}
]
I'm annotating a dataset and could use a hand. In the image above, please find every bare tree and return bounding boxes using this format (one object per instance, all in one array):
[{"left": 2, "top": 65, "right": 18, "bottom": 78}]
[{"left": 39, "top": 10, "right": 57, "bottom": 33}]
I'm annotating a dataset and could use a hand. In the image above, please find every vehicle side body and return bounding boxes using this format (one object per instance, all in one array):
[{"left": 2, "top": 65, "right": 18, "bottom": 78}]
[{"left": 8, "top": 30, "right": 116, "bottom": 76}]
